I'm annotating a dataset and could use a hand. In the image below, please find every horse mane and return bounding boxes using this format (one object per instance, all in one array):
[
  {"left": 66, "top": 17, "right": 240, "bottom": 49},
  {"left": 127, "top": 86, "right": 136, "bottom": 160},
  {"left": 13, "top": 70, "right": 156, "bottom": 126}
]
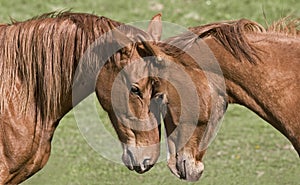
[
  {"left": 0, "top": 11, "right": 150, "bottom": 120},
  {"left": 161, "top": 17, "right": 299, "bottom": 64},
  {"left": 267, "top": 17, "right": 300, "bottom": 35}
]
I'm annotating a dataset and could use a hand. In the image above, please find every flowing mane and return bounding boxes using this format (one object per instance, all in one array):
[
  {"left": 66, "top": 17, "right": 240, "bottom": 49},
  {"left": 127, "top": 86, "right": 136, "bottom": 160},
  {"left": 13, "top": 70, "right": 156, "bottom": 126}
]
[
  {"left": 267, "top": 17, "right": 300, "bottom": 35},
  {"left": 160, "top": 17, "right": 300, "bottom": 63},
  {"left": 0, "top": 11, "right": 150, "bottom": 120}
]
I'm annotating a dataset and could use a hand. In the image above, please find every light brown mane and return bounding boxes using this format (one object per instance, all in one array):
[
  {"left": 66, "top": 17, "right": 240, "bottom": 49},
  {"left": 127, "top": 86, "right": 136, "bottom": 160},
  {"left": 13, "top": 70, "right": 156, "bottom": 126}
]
[
  {"left": 267, "top": 17, "right": 300, "bottom": 35},
  {"left": 160, "top": 17, "right": 299, "bottom": 63},
  {"left": 0, "top": 11, "right": 150, "bottom": 120}
]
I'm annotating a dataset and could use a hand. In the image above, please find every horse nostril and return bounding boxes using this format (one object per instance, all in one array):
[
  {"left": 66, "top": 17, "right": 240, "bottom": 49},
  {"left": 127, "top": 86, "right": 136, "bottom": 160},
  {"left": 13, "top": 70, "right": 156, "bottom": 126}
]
[
  {"left": 122, "top": 149, "right": 135, "bottom": 171},
  {"left": 133, "top": 158, "right": 153, "bottom": 174},
  {"left": 176, "top": 159, "right": 187, "bottom": 180},
  {"left": 143, "top": 158, "right": 151, "bottom": 167},
  {"left": 182, "top": 160, "right": 187, "bottom": 179},
  {"left": 176, "top": 158, "right": 204, "bottom": 181}
]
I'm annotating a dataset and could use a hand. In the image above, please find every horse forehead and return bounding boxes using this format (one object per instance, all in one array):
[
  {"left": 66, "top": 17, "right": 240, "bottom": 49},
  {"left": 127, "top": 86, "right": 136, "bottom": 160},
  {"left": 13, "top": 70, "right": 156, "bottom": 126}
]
[{"left": 123, "top": 61, "right": 151, "bottom": 82}]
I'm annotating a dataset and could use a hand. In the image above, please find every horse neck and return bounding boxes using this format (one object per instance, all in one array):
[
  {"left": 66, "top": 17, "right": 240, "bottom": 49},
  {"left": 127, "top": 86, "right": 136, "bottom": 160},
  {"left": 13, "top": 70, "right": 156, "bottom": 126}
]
[
  {"left": 204, "top": 34, "right": 300, "bottom": 154},
  {"left": 33, "top": 24, "right": 101, "bottom": 122}
]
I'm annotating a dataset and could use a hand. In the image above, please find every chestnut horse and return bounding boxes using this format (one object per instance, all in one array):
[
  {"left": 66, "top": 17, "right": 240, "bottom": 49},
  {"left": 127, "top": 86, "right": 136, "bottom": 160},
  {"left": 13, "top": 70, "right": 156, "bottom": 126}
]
[
  {"left": 0, "top": 12, "right": 162, "bottom": 184},
  {"left": 131, "top": 18, "right": 300, "bottom": 181}
]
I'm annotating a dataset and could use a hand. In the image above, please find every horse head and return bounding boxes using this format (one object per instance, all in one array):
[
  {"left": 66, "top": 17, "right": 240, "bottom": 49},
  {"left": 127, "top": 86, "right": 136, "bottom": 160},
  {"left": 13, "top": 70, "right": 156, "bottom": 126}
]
[
  {"left": 94, "top": 14, "right": 164, "bottom": 173},
  {"left": 131, "top": 34, "right": 228, "bottom": 181}
]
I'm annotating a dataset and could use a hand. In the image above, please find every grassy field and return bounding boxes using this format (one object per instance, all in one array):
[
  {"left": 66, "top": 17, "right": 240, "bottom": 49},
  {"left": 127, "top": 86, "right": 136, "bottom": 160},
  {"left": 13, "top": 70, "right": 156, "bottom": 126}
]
[{"left": 0, "top": 0, "right": 298, "bottom": 184}]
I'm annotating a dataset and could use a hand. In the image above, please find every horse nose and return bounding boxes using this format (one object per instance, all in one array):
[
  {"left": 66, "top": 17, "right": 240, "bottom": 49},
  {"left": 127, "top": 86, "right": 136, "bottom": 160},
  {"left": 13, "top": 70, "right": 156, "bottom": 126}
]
[
  {"left": 122, "top": 149, "right": 134, "bottom": 171},
  {"left": 167, "top": 154, "right": 204, "bottom": 182},
  {"left": 133, "top": 158, "right": 153, "bottom": 174},
  {"left": 122, "top": 150, "right": 154, "bottom": 173},
  {"left": 177, "top": 159, "right": 204, "bottom": 182}
]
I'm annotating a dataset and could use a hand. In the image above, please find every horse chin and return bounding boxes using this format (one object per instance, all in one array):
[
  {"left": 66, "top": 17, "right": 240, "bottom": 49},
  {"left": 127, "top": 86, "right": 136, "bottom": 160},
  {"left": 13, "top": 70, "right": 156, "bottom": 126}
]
[{"left": 167, "top": 155, "right": 204, "bottom": 182}]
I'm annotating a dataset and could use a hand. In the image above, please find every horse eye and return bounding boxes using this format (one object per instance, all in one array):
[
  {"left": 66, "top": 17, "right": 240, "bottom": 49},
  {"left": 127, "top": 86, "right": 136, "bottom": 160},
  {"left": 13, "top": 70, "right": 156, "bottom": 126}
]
[{"left": 130, "top": 85, "right": 142, "bottom": 97}]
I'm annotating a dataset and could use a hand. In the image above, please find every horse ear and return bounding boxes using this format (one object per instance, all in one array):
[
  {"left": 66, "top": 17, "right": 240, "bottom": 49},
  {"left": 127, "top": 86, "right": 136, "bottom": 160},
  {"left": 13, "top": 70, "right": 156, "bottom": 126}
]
[
  {"left": 142, "top": 41, "right": 162, "bottom": 59},
  {"left": 148, "top": 13, "right": 162, "bottom": 42},
  {"left": 111, "top": 28, "right": 133, "bottom": 47}
]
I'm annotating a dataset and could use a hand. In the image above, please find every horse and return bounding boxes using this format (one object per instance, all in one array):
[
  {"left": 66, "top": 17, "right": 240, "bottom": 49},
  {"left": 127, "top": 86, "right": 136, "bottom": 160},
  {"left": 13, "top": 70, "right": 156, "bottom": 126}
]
[
  {"left": 129, "top": 17, "right": 300, "bottom": 181},
  {"left": 0, "top": 12, "right": 163, "bottom": 184}
]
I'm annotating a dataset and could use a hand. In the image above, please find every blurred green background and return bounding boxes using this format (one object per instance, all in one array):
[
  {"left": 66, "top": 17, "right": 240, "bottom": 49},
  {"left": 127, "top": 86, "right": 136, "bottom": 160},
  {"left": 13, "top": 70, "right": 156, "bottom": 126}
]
[{"left": 1, "top": 0, "right": 298, "bottom": 184}]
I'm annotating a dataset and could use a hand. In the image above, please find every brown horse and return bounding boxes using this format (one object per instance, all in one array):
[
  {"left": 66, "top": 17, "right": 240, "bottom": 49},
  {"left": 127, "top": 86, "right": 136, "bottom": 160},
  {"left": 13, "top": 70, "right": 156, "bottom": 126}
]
[
  {"left": 0, "top": 12, "right": 162, "bottom": 184},
  {"left": 131, "top": 18, "right": 300, "bottom": 181}
]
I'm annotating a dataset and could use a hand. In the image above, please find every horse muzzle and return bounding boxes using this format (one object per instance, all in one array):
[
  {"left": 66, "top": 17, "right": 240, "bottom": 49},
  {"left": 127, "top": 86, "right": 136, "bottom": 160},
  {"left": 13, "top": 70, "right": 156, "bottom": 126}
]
[
  {"left": 167, "top": 154, "right": 204, "bottom": 182},
  {"left": 121, "top": 145, "right": 159, "bottom": 174}
]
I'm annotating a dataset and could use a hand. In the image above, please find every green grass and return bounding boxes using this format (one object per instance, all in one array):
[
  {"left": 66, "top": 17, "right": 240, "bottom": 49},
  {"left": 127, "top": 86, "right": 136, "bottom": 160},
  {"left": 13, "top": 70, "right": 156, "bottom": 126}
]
[
  {"left": 0, "top": 0, "right": 298, "bottom": 184},
  {"left": 23, "top": 104, "right": 300, "bottom": 185}
]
